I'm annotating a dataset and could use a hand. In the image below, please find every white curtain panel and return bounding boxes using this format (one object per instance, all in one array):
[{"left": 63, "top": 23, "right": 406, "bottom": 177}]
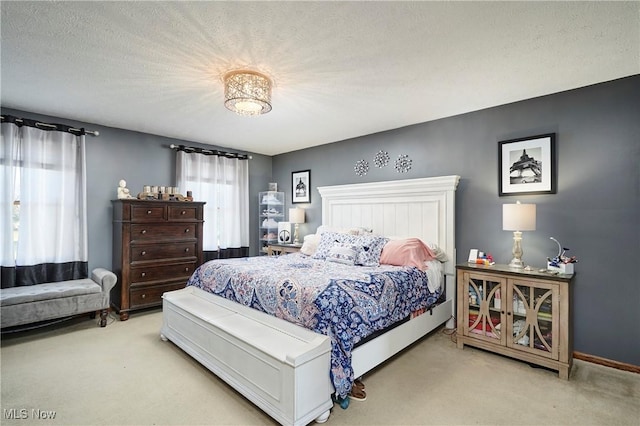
[
  {"left": 176, "top": 151, "right": 249, "bottom": 251},
  {"left": 0, "top": 123, "right": 87, "bottom": 267},
  {"left": 0, "top": 122, "right": 19, "bottom": 268}
]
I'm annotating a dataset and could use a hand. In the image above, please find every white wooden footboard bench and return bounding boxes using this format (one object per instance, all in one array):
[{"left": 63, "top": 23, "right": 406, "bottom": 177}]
[{"left": 160, "top": 286, "right": 334, "bottom": 426}]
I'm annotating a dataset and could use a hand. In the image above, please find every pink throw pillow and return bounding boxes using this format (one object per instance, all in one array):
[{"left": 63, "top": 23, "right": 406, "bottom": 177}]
[{"left": 379, "top": 238, "right": 437, "bottom": 271}]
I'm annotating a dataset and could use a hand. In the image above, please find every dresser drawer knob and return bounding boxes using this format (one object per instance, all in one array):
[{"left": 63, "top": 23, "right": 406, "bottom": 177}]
[
  {"left": 184, "top": 228, "right": 190, "bottom": 233},
  {"left": 181, "top": 210, "right": 186, "bottom": 215},
  {"left": 184, "top": 267, "right": 190, "bottom": 272},
  {"left": 141, "top": 272, "right": 146, "bottom": 277},
  {"left": 141, "top": 251, "right": 146, "bottom": 256},
  {"left": 146, "top": 210, "right": 152, "bottom": 215},
  {"left": 141, "top": 229, "right": 147, "bottom": 235},
  {"left": 184, "top": 248, "right": 190, "bottom": 252},
  {"left": 141, "top": 294, "right": 146, "bottom": 299}
]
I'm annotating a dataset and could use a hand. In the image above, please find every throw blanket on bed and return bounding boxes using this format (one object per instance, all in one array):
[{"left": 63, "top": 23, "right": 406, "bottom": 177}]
[{"left": 186, "top": 253, "right": 442, "bottom": 399}]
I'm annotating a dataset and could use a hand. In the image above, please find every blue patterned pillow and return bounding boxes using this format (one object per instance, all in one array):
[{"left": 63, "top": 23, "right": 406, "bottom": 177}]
[
  {"left": 326, "top": 242, "right": 359, "bottom": 266},
  {"left": 312, "top": 231, "right": 388, "bottom": 266},
  {"left": 354, "top": 235, "right": 389, "bottom": 267},
  {"left": 312, "top": 231, "right": 344, "bottom": 260}
]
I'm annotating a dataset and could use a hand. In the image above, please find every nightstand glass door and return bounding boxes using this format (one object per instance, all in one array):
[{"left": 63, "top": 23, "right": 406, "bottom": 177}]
[
  {"left": 466, "top": 273, "right": 506, "bottom": 345},
  {"left": 508, "top": 280, "right": 559, "bottom": 360}
]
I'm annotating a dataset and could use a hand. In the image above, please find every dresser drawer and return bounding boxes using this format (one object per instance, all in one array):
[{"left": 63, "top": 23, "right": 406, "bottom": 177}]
[
  {"left": 168, "top": 205, "right": 199, "bottom": 221},
  {"left": 130, "top": 282, "right": 187, "bottom": 308},
  {"left": 130, "top": 262, "right": 196, "bottom": 285},
  {"left": 130, "top": 223, "right": 197, "bottom": 242},
  {"left": 130, "top": 242, "right": 197, "bottom": 262},
  {"left": 131, "top": 205, "right": 166, "bottom": 221}
]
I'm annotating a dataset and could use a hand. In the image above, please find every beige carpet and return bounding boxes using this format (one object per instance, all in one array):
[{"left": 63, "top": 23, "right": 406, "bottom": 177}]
[{"left": 1, "top": 309, "right": 638, "bottom": 426}]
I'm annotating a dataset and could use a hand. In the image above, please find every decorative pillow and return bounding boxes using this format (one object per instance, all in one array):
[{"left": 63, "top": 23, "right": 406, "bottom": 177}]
[
  {"left": 380, "top": 238, "right": 437, "bottom": 271},
  {"left": 312, "top": 231, "right": 344, "bottom": 260},
  {"left": 354, "top": 235, "right": 389, "bottom": 267},
  {"left": 312, "top": 231, "right": 387, "bottom": 266},
  {"left": 326, "top": 242, "right": 359, "bottom": 266},
  {"left": 385, "top": 236, "right": 449, "bottom": 263},
  {"left": 300, "top": 233, "right": 320, "bottom": 256}
]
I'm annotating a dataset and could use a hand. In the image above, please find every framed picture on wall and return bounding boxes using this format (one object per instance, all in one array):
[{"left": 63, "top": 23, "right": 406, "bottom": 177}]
[
  {"left": 292, "top": 170, "right": 311, "bottom": 203},
  {"left": 498, "top": 133, "right": 556, "bottom": 196}
]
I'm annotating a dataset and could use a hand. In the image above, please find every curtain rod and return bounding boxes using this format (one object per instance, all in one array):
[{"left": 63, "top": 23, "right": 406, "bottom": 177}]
[
  {"left": 0, "top": 115, "right": 99, "bottom": 136},
  {"left": 169, "top": 144, "right": 251, "bottom": 160}
]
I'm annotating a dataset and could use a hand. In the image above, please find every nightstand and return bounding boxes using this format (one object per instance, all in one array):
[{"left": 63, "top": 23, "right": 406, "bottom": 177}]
[
  {"left": 267, "top": 243, "right": 302, "bottom": 256},
  {"left": 456, "top": 263, "right": 574, "bottom": 378}
]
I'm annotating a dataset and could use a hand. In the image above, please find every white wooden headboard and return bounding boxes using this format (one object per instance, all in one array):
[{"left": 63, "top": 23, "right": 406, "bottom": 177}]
[{"left": 317, "top": 175, "right": 460, "bottom": 276}]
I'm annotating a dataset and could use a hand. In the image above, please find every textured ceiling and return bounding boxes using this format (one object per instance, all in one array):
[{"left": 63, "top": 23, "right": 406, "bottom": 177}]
[{"left": 1, "top": 1, "right": 638, "bottom": 156}]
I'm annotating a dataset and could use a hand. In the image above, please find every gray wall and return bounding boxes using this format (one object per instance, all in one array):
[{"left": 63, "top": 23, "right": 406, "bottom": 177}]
[
  {"left": 1, "top": 107, "right": 273, "bottom": 266},
  {"left": 3, "top": 75, "right": 638, "bottom": 365},
  {"left": 272, "top": 75, "right": 640, "bottom": 366}
]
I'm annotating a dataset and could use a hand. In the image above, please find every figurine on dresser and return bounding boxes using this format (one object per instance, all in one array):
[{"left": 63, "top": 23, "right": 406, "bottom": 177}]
[{"left": 117, "top": 179, "right": 133, "bottom": 199}]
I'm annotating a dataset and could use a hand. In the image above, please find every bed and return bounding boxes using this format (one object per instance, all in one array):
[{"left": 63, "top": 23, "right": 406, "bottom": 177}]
[{"left": 160, "top": 175, "right": 460, "bottom": 425}]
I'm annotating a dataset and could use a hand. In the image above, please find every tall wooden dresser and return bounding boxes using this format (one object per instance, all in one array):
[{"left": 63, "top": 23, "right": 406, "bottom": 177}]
[{"left": 112, "top": 199, "right": 205, "bottom": 320}]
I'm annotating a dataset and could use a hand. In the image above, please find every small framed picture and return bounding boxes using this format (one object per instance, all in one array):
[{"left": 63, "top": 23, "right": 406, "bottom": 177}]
[
  {"left": 268, "top": 182, "right": 278, "bottom": 191},
  {"left": 292, "top": 170, "right": 310, "bottom": 204},
  {"left": 498, "top": 133, "right": 556, "bottom": 196}
]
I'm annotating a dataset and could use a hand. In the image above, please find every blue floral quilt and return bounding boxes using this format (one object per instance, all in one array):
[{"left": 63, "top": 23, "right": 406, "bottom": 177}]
[{"left": 186, "top": 253, "right": 442, "bottom": 399}]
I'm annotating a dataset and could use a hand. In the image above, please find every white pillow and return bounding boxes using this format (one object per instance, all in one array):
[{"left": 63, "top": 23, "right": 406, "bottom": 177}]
[
  {"left": 424, "top": 241, "right": 449, "bottom": 262},
  {"left": 300, "top": 234, "right": 320, "bottom": 256}
]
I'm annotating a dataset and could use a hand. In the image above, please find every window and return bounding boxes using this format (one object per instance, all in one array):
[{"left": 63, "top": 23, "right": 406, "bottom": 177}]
[
  {"left": 1, "top": 118, "right": 87, "bottom": 287},
  {"left": 176, "top": 150, "right": 249, "bottom": 253}
]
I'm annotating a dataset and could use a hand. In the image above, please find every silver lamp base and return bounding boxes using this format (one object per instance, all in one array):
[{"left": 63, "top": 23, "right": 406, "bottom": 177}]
[
  {"left": 509, "top": 257, "right": 525, "bottom": 268},
  {"left": 293, "top": 223, "right": 300, "bottom": 244},
  {"left": 509, "top": 231, "right": 524, "bottom": 269}
]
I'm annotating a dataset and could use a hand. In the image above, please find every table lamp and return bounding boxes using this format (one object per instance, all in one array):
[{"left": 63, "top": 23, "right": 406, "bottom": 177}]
[
  {"left": 503, "top": 201, "right": 536, "bottom": 269},
  {"left": 289, "top": 207, "right": 305, "bottom": 244}
]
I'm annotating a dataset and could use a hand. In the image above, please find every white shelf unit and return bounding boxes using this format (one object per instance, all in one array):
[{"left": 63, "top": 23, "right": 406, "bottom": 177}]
[{"left": 258, "top": 191, "right": 285, "bottom": 255}]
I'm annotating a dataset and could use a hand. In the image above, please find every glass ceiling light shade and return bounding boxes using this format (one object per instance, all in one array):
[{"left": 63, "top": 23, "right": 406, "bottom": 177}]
[{"left": 223, "top": 70, "right": 272, "bottom": 116}]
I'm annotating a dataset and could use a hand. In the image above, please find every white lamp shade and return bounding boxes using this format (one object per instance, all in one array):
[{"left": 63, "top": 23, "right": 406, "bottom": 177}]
[
  {"left": 503, "top": 203, "right": 536, "bottom": 231},
  {"left": 289, "top": 208, "right": 305, "bottom": 224}
]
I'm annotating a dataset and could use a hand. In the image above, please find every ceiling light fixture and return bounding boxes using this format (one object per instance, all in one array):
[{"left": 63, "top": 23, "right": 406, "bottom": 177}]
[{"left": 223, "top": 70, "right": 272, "bottom": 116}]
